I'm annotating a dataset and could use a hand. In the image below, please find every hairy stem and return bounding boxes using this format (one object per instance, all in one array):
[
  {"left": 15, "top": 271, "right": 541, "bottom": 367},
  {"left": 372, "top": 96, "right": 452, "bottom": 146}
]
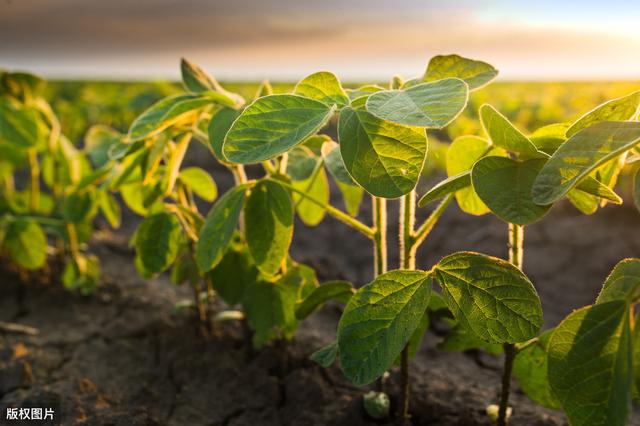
[
  {"left": 412, "top": 194, "right": 454, "bottom": 251},
  {"left": 398, "top": 190, "right": 416, "bottom": 426},
  {"left": 27, "top": 148, "right": 40, "bottom": 212},
  {"left": 231, "top": 164, "right": 248, "bottom": 235},
  {"left": 498, "top": 223, "right": 524, "bottom": 426},
  {"left": 372, "top": 196, "right": 388, "bottom": 276}
]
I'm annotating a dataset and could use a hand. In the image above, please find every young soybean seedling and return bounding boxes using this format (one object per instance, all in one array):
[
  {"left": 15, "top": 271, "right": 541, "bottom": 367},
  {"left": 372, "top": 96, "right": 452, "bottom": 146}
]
[{"left": 0, "top": 71, "right": 110, "bottom": 293}]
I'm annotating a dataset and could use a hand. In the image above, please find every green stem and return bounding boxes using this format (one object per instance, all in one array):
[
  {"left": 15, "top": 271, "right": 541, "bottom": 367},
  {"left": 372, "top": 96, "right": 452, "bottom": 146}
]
[
  {"left": 498, "top": 223, "right": 524, "bottom": 426},
  {"left": 412, "top": 194, "right": 454, "bottom": 251},
  {"left": 27, "top": 148, "right": 40, "bottom": 212},
  {"left": 230, "top": 164, "right": 248, "bottom": 235},
  {"left": 268, "top": 178, "right": 375, "bottom": 238},
  {"left": 372, "top": 196, "right": 388, "bottom": 276},
  {"left": 398, "top": 190, "right": 416, "bottom": 426}
]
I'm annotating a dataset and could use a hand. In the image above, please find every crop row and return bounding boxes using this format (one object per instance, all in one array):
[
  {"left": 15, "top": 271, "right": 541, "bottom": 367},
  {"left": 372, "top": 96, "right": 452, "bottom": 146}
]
[{"left": 1, "top": 55, "right": 639, "bottom": 426}]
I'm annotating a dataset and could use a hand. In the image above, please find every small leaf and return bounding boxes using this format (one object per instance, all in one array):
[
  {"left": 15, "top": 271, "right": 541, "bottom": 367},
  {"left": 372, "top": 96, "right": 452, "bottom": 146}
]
[
  {"left": 471, "top": 157, "right": 551, "bottom": 225},
  {"left": 296, "top": 280, "right": 354, "bottom": 320},
  {"left": 434, "top": 252, "right": 542, "bottom": 344},
  {"left": 437, "top": 322, "right": 502, "bottom": 355},
  {"left": 311, "top": 340, "right": 338, "bottom": 368},
  {"left": 573, "top": 175, "right": 622, "bottom": 204},
  {"left": 208, "top": 107, "right": 242, "bottom": 161},
  {"left": 422, "top": 54, "right": 498, "bottom": 91},
  {"left": 529, "top": 123, "right": 569, "bottom": 155},
  {"left": 208, "top": 238, "right": 260, "bottom": 306},
  {"left": 0, "top": 100, "right": 40, "bottom": 148},
  {"left": 179, "top": 167, "right": 217, "bottom": 202},
  {"left": 97, "top": 190, "right": 121, "bottom": 229},
  {"left": 3, "top": 219, "right": 46, "bottom": 270},
  {"left": 338, "top": 107, "right": 427, "bottom": 198},
  {"left": 480, "top": 104, "right": 540, "bottom": 157},
  {"left": 548, "top": 301, "right": 632, "bottom": 426},
  {"left": 223, "top": 94, "right": 335, "bottom": 164},
  {"left": 286, "top": 146, "right": 320, "bottom": 181},
  {"left": 418, "top": 172, "right": 471, "bottom": 207},
  {"left": 321, "top": 140, "right": 354, "bottom": 185},
  {"left": 294, "top": 71, "right": 349, "bottom": 106},
  {"left": 62, "top": 190, "right": 97, "bottom": 224},
  {"left": 292, "top": 166, "right": 329, "bottom": 226},
  {"left": 566, "top": 91, "right": 640, "bottom": 137},
  {"left": 532, "top": 121, "right": 640, "bottom": 205},
  {"left": 245, "top": 179, "right": 293, "bottom": 277},
  {"left": 512, "top": 330, "right": 560, "bottom": 409},
  {"left": 180, "top": 58, "right": 216, "bottom": 93},
  {"left": 596, "top": 258, "right": 640, "bottom": 304},
  {"left": 134, "top": 212, "right": 182, "bottom": 275},
  {"left": 363, "top": 391, "right": 390, "bottom": 420},
  {"left": 195, "top": 185, "right": 247, "bottom": 273},
  {"left": 338, "top": 181, "right": 364, "bottom": 217},
  {"left": 84, "top": 125, "right": 123, "bottom": 168},
  {"left": 338, "top": 270, "right": 431, "bottom": 386},
  {"left": 366, "top": 78, "right": 469, "bottom": 128}
]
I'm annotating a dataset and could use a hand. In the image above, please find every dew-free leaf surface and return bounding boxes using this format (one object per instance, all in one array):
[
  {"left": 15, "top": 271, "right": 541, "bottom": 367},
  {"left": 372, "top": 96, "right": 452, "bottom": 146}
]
[{"left": 422, "top": 54, "right": 498, "bottom": 91}]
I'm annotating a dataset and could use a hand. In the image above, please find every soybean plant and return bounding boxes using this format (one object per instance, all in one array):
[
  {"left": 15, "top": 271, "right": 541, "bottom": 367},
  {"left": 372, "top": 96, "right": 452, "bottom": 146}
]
[{"left": 0, "top": 70, "right": 111, "bottom": 292}]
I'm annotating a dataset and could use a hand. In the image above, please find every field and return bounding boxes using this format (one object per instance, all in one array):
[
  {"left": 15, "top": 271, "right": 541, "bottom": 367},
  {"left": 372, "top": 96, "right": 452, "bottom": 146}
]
[{"left": 2, "top": 63, "right": 640, "bottom": 426}]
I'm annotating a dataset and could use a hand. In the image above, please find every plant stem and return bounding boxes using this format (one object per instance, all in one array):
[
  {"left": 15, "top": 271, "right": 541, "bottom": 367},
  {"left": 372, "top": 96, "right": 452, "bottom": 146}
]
[
  {"left": 498, "top": 223, "right": 524, "bottom": 426},
  {"left": 268, "top": 178, "right": 375, "bottom": 238},
  {"left": 398, "top": 190, "right": 416, "bottom": 426},
  {"left": 372, "top": 196, "right": 388, "bottom": 276},
  {"left": 66, "top": 222, "right": 80, "bottom": 261},
  {"left": 231, "top": 164, "right": 248, "bottom": 234},
  {"left": 412, "top": 194, "right": 454, "bottom": 250},
  {"left": 27, "top": 148, "right": 40, "bottom": 212}
]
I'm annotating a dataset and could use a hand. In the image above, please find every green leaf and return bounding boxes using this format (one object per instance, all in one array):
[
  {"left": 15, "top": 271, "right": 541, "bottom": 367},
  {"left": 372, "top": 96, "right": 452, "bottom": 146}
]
[
  {"left": 245, "top": 179, "right": 293, "bottom": 277},
  {"left": 532, "top": 121, "right": 640, "bottom": 205},
  {"left": 422, "top": 54, "right": 498, "bottom": 91},
  {"left": 548, "top": 301, "right": 632, "bottom": 426},
  {"left": 337, "top": 270, "right": 432, "bottom": 386},
  {"left": 321, "top": 140, "right": 354, "bottom": 185},
  {"left": 446, "top": 135, "right": 501, "bottom": 215},
  {"left": 529, "top": 123, "right": 569, "bottom": 155},
  {"left": 596, "top": 258, "right": 640, "bottom": 304},
  {"left": 480, "top": 104, "right": 540, "bottom": 157},
  {"left": 295, "top": 280, "right": 354, "bottom": 320},
  {"left": 294, "top": 71, "right": 349, "bottom": 106},
  {"left": 62, "top": 190, "right": 97, "bottom": 224},
  {"left": 195, "top": 184, "right": 247, "bottom": 273},
  {"left": 311, "top": 341, "right": 338, "bottom": 368},
  {"left": 471, "top": 157, "right": 551, "bottom": 225},
  {"left": 566, "top": 91, "right": 640, "bottom": 138},
  {"left": 208, "top": 107, "right": 242, "bottom": 161},
  {"left": 98, "top": 190, "right": 121, "bottom": 229},
  {"left": 3, "top": 219, "right": 46, "bottom": 270},
  {"left": 512, "top": 330, "right": 560, "bottom": 409},
  {"left": 366, "top": 78, "right": 468, "bottom": 128},
  {"left": 437, "top": 322, "right": 502, "bottom": 355},
  {"left": 180, "top": 58, "right": 216, "bottom": 93},
  {"left": 208, "top": 238, "right": 260, "bottom": 306},
  {"left": 434, "top": 252, "right": 542, "bottom": 344},
  {"left": 129, "top": 94, "right": 212, "bottom": 142},
  {"left": 0, "top": 100, "right": 40, "bottom": 148},
  {"left": 573, "top": 175, "right": 622, "bottom": 204},
  {"left": 223, "top": 94, "right": 335, "bottom": 164},
  {"left": 338, "top": 107, "right": 427, "bottom": 198},
  {"left": 134, "top": 212, "right": 182, "bottom": 275},
  {"left": 418, "top": 172, "right": 471, "bottom": 207},
  {"left": 84, "top": 125, "right": 123, "bottom": 168},
  {"left": 292, "top": 166, "right": 329, "bottom": 226},
  {"left": 179, "top": 167, "right": 217, "bottom": 202},
  {"left": 286, "top": 146, "right": 320, "bottom": 181}
]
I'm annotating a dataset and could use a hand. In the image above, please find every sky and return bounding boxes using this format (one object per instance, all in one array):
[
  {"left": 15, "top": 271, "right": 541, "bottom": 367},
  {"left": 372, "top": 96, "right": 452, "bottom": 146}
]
[{"left": 1, "top": 0, "right": 640, "bottom": 81}]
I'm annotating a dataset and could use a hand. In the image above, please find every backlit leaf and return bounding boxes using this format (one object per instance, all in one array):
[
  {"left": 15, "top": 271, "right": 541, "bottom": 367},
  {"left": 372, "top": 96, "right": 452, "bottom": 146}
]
[
  {"left": 422, "top": 54, "right": 498, "bottom": 91},
  {"left": 566, "top": 91, "right": 640, "bottom": 138},
  {"left": 294, "top": 71, "right": 349, "bottom": 107},
  {"left": 179, "top": 167, "right": 217, "bottom": 202},
  {"left": 292, "top": 166, "right": 329, "bottom": 226},
  {"left": 480, "top": 104, "right": 540, "bottom": 157},
  {"left": 418, "top": 172, "right": 471, "bottom": 207},
  {"left": 3, "top": 219, "right": 46, "bottom": 270},
  {"left": 296, "top": 280, "right": 354, "bottom": 320},
  {"left": 208, "top": 106, "right": 242, "bottom": 161},
  {"left": 596, "top": 258, "right": 640, "bottom": 304}
]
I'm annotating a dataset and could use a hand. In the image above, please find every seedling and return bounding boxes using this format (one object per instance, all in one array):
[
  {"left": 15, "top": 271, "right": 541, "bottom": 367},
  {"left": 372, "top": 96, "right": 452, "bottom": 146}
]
[{"left": 0, "top": 70, "right": 111, "bottom": 293}]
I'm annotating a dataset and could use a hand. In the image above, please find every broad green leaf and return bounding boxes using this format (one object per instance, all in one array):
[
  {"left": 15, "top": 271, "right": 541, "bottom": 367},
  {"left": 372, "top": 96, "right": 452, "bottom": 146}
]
[
  {"left": 180, "top": 58, "right": 216, "bottom": 92},
  {"left": 446, "top": 135, "right": 499, "bottom": 215},
  {"left": 294, "top": 71, "right": 349, "bottom": 106},
  {"left": 338, "top": 270, "right": 432, "bottom": 386},
  {"left": 195, "top": 185, "right": 247, "bottom": 273},
  {"left": 0, "top": 100, "right": 40, "bottom": 148},
  {"left": 295, "top": 280, "right": 354, "bottom": 320},
  {"left": 529, "top": 123, "right": 569, "bottom": 155},
  {"left": 311, "top": 341, "right": 338, "bottom": 367},
  {"left": 567, "top": 188, "right": 599, "bottom": 215},
  {"left": 129, "top": 94, "right": 212, "bottom": 141},
  {"left": 134, "top": 212, "right": 182, "bottom": 275},
  {"left": 84, "top": 125, "right": 123, "bottom": 168},
  {"left": 97, "top": 190, "right": 121, "bottom": 229},
  {"left": 437, "top": 322, "right": 502, "bottom": 355},
  {"left": 422, "top": 54, "right": 498, "bottom": 91},
  {"left": 532, "top": 121, "right": 640, "bottom": 205},
  {"left": 223, "top": 94, "right": 335, "bottom": 164},
  {"left": 179, "top": 167, "right": 217, "bottom": 202},
  {"left": 347, "top": 85, "right": 384, "bottom": 101},
  {"left": 321, "top": 140, "right": 354, "bottom": 185},
  {"left": 62, "top": 190, "right": 97, "bottom": 224},
  {"left": 548, "top": 301, "right": 632, "bottom": 426},
  {"left": 208, "top": 107, "right": 242, "bottom": 161},
  {"left": 242, "top": 265, "right": 308, "bottom": 347},
  {"left": 292, "top": 166, "right": 329, "bottom": 226},
  {"left": 245, "top": 179, "right": 293, "bottom": 277},
  {"left": 208, "top": 238, "right": 260, "bottom": 306},
  {"left": 395, "top": 313, "right": 430, "bottom": 363},
  {"left": 286, "top": 146, "right": 320, "bottom": 181},
  {"left": 573, "top": 175, "right": 622, "bottom": 204},
  {"left": 471, "top": 157, "right": 551, "bottom": 225},
  {"left": 566, "top": 91, "right": 640, "bottom": 138},
  {"left": 338, "top": 107, "right": 427, "bottom": 198},
  {"left": 417, "top": 172, "right": 470, "bottom": 207},
  {"left": 3, "top": 219, "right": 46, "bottom": 270},
  {"left": 480, "top": 104, "right": 540, "bottom": 157},
  {"left": 434, "top": 252, "right": 542, "bottom": 344},
  {"left": 366, "top": 78, "right": 468, "bottom": 128},
  {"left": 596, "top": 258, "right": 640, "bottom": 304},
  {"left": 337, "top": 181, "right": 364, "bottom": 216},
  {"left": 512, "top": 330, "right": 560, "bottom": 409}
]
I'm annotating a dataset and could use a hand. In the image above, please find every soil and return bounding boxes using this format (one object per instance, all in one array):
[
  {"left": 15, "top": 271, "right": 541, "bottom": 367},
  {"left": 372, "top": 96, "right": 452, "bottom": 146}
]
[{"left": 2, "top": 161, "right": 640, "bottom": 425}]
